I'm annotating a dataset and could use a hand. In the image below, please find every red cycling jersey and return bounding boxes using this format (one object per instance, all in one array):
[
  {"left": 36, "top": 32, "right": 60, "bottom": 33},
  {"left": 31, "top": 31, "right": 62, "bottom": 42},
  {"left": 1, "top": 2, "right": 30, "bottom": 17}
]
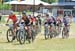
[{"left": 8, "top": 14, "right": 17, "bottom": 23}]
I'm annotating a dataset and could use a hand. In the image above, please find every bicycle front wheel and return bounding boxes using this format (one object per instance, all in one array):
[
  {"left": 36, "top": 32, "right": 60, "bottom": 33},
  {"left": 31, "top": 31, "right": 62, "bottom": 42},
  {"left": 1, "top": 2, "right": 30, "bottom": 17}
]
[
  {"left": 6, "top": 29, "right": 13, "bottom": 42},
  {"left": 18, "top": 30, "right": 26, "bottom": 44}
]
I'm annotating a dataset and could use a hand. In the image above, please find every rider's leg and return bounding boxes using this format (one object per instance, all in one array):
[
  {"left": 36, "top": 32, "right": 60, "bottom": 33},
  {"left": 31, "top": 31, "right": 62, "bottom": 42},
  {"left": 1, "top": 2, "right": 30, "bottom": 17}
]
[
  {"left": 12, "top": 24, "right": 17, "bottom": 40},
  {"left": 27, "top": 26, "right": 32, "bottom": 39},
  {"left": 13, "top": 24, "right": 17, "bottom": 36},
  {"left": 58, "top": 24, "right": 60, "bottom": 32},
  {"left": 67, "top": 26, "right": 69, "bottom": 37}
]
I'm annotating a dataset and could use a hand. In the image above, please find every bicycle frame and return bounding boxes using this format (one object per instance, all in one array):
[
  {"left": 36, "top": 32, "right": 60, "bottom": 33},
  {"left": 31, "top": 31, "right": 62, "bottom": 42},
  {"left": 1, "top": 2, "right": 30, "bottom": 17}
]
[{"left": 18, "top": 23, "right": 25, "bottom": 31}]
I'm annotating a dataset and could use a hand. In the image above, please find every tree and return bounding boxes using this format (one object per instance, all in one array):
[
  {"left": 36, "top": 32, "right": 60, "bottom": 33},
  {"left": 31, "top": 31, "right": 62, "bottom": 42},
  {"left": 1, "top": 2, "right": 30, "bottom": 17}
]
[
  {"left": 4, "top": 0, "right": 24, "bottom": 2},
  {"left": 41, "top": 0, "right": 58, "bottom": 3},
  {"left": 4, "top": 0, "right": 13, "bottom": 2},
  {"left": 0, "top": 4, "right": 11, "bottom": 10}
]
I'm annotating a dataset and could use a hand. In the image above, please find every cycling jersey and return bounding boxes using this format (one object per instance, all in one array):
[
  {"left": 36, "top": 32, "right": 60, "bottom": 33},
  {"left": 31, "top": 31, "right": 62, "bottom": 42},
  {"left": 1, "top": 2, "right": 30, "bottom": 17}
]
[
  {"left": 8, "top": 14, "right": 17, "bottom": 24},
  {"left": 52, "top": 17, "right": 56, "bottom": 26},
  {"left": 48, "top": 17, "right": 54, "bottom": 25},
  {"left": 22, "top": 16, "right": 30, "bottom": 26},
  {"left": 63, "top": 16, "right": 70, "bottom": 26},
  {"left": 44, "top": 17, "right": 49, "bottom": 25}
]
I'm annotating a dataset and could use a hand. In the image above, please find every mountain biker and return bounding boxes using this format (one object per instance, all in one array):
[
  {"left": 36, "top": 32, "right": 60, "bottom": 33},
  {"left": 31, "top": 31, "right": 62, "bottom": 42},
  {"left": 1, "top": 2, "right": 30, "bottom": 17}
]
[
  {"left": 56, "top": 15, "right": 62, "bottom": 32},
  {"left": 56, "top": 15, "right": 62, "bottom": 26},
  {"left": 44, "top": 14, "right": 49, "bottom": 26},
  {"left": 7, "top": 11, "right": 17, "bottom": 40},
  {"left": 20, "top": 11, "right": 31, "bottom": 39},
  {"left": 48, "top": 15, "right": 55, "bottom": 32},
  {"left": 38, "top": 15, "right": 42, "bottom": 32},
  {"left": 44, "top": 14, "right": 49, "bottom": 39},
  {"left": 63, "top": 15, "right": 70, "bottom": 33}
]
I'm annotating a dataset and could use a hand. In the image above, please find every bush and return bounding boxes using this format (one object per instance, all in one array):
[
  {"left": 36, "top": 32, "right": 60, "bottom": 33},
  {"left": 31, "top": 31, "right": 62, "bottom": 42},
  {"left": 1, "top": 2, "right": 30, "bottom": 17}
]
[{"left": 0, "top": 4, "right": 11, "bottom": 10}]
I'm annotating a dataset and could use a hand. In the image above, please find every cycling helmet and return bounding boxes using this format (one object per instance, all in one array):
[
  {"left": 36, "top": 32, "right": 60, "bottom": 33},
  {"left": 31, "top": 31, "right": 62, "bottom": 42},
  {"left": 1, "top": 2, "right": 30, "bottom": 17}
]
[
  {"left": 10, "top": 11, "right": 14, "bottom": 14},
  {"left": 22, "top": 11, "right": 26, "bottom": 15},
  {"left": 46, "top": 14, "right": 49, "bottom": 17}
]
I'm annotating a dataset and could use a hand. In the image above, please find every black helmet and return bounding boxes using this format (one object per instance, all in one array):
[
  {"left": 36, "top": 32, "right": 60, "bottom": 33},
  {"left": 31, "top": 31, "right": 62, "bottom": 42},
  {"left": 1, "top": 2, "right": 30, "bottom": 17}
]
[
  {"left": 22, "top": 11, "right": 26, "bottom": 15},
  {"left": 46, "top": 14, "right": 49, "bottom": 17}
]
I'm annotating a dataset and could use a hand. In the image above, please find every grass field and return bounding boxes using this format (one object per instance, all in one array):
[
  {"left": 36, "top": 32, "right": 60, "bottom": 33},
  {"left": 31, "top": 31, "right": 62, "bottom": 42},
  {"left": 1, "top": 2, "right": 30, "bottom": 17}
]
[{"left": 0, "top": 17, "right": 75, "bottom": 51}]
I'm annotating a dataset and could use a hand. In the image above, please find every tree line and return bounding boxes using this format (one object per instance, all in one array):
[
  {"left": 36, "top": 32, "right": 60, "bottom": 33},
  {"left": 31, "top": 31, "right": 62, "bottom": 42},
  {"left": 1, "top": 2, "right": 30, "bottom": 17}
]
[{"left": 41, "top": 0, "right": 58, "bottom": 3}]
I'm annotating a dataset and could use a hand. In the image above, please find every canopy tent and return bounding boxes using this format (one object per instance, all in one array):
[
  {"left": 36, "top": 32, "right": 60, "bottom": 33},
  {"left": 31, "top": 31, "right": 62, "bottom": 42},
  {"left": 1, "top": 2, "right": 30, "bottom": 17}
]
[
  {"left": 5, "top": 0, "right": 50, "bottom": 5},
  {"left": 50, "top": 2, "right": 75, "bottom": 6}
]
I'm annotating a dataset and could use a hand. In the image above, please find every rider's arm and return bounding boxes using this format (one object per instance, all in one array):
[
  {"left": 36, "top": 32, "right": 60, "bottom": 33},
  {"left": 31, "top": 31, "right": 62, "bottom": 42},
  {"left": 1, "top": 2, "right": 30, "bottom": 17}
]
[
  {"left": 7, "top": 15, "right": 10, "bottom": 23},
  {"left": 7, "top": 19, "right": 9, "bottom": 23},
  {"left": 29, "top": 18, "right": 32, "bottom": 25},
  {"left": 27, "top": 18, "right": 31, "bottom": 26},
  {"left": 18, "top": 16, "right": 23, "bottom": 24}
]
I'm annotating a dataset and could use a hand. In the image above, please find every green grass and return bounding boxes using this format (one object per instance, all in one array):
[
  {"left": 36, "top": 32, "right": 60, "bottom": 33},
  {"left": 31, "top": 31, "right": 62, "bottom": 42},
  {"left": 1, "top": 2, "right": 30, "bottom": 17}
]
[{"left": 14, "top": 12, "right": 32, "bottom": 15}]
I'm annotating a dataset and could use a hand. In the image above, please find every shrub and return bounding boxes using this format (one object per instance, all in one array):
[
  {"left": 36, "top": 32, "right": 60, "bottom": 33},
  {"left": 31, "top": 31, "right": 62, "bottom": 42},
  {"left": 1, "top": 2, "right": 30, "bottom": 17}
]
[{"left": 0, "top": 4, "right": 11, "bottom": 10}]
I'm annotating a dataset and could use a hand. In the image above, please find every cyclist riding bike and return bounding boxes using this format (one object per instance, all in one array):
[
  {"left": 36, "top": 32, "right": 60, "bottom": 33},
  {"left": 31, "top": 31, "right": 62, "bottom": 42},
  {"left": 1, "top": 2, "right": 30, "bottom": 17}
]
[
  {"left": 63, "top": 15, "right": 70, "bottom": 33},
  {"left": 48, "top": 16, "right": 55, "bottom": 32},
  {"left": 6, "top": 11, "right": 17, "bottom": 40},
  {"left": 44, "top": 14, "right": 49, "bottom": 26},
  {"left": 20, "top": 11, "right": 31, "bottom": 39},
  {"left": 46, "top": 15, "right": 56, "bottom": 38},
  {"left": 44, "top": 14, "right": 49, "bottom": 39},
  {"left": 56, "top": 15, "right": 62, "bottom": 33}
]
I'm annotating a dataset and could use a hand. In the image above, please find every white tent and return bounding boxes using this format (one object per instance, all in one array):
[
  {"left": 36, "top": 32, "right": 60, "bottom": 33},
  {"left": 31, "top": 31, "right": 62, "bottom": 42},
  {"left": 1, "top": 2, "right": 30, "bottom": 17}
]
[
  {"left": 5, "top": 0, "right": 50, "bottom": 5},
  {"left": 50, "top": 2, "right": 75, "bottom": 6}
]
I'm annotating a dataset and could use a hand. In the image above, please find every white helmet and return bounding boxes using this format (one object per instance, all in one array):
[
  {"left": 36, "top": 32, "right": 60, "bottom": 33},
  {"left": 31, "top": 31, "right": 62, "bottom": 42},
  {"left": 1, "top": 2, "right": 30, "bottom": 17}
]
[{"left": 10, "top": 11, "right": 14, "bottom": 14}]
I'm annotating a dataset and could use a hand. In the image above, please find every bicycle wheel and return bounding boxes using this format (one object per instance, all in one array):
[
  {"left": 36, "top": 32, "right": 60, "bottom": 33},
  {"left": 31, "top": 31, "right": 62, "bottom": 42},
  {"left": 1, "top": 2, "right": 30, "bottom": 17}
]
[
  {"left": 6, "top": 29, "right": 13, "bottom": 42},
  {"left": 44, "top": 31, "right": 47, "bottom": 40},
  {"left": 53, "top": 30, "right": 57, "bottom": 37},
  {"left": 31, "top": 30, "right": 35, "bottom": 42},
  {"left": 66, "top": 32, "right": 69, "bottom": 38},
  {"left": 62, "top": 29, "right": 65, "bottom": 39},
  {"left": 45, "top": 33, "right": 48, "bottom": 40},
  {"left": 25, "top": 33, "right": 31, "bottom": 43},
  {"left": 65, "top": 29, "right": 69, "bottom": 38},
  {"left": 16, "top": 30, "right": 19, "bottom": 41},
  {"left": 18, "top": 30, "right": 26, "bottom": 44},
  {"left": 44, "top": 26, "right": 49, "bottom": 40},
  {"left": 50, "top": 32, "right": 53, "bottom": 39}
]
